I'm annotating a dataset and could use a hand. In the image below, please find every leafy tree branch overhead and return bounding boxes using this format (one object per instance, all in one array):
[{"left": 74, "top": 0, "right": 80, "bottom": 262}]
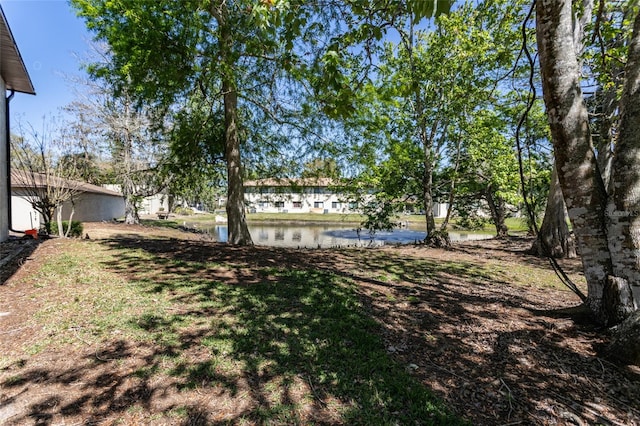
[{"left": 72, "top": 0, "right": 335, "bottom": 245}]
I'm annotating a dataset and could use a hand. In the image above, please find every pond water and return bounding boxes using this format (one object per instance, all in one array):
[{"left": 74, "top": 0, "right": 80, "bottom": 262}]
[{"left": 196, "top": 223, "right": 492, "bottom": 248}]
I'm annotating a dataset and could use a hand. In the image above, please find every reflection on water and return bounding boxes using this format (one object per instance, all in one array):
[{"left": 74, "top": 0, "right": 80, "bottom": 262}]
[{"left": 199, "top": 224, "right": 492, "bottom": 248}]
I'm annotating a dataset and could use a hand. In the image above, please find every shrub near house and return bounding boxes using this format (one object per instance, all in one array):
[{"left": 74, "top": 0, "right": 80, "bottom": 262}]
[{"left": 49, "top": 221, "right": 83, "bottom": 238}]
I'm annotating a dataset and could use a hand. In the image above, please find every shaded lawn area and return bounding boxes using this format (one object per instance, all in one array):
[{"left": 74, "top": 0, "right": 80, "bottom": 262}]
[
  {"left": 0, "top": 231, "right": 459, "bottom": 425},
  {"left": 1, "top": 222, "right": 639, "bottom": 425}
]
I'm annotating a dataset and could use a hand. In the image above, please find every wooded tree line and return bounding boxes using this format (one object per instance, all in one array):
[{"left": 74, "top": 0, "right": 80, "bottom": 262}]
[
  {"left": 66, "top": 0, "right": 546, "bottom": 240},
  {"left": 13, "top": 0, "right": 626, "bottom": 358}
]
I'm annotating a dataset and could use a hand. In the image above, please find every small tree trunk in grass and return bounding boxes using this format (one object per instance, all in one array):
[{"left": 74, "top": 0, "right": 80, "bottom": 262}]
[
  {"left": 485, "top": 186, "right": 508, "bottom": 238},
  {"left": 423, "top": 151, "right": 450, "bottom": 247},
  {"left": 124, "top": 197, "right": 138, "bottom": 225},
  {"left": 56, "top": 207, "right": 65, "bottom": 238},
  {"left": 65, "top": 204, "right": 76, "bottom": 238},
  {"left": 43, "top": 204, "right": 55, "bottom": 235}
]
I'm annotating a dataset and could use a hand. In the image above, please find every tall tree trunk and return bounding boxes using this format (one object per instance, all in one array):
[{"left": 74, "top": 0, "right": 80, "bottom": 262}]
[
  {"left": 604, "top": 11, "right": 640, "bottom": 323},
  {"left": 485, "top": 185, "right": 509, "bottom": 238},
  {"left": 593, "top": 87, "right": 616, "bottom": 191},
  {"left": 530, "top": 160, "right": 576, "bottom": 258},
  {"left": 122, "top": 96, "right": 139, "bottom": 225},
  {"left": 222, "top": 82, "right": 252, "bottom": 246},
  {"left": 415, "top": 67, "right": 437, "bottom": 241},
  {"left": 405, "top": 18, "right": 447, "bottom": 247},
  {"left": 421, "top": 111, "right": 450, "bottom": 246},
  {"left": 536, "top": 0, "right": 614, "bottom": 322},
  {"left": 219, "top": 7, "right": 253, "bottom": 246},
  {"left": 122, "top": 174, "right": 139, "bottom": 225}
]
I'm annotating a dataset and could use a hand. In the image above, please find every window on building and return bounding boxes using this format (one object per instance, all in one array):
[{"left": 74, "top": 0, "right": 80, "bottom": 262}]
[
  {"left": 293, "top": 201, "right": 302, "bottom": 208},
  {"left": 314, "top": 201, "right": 324, "bottom": 208},
  {"left": 331, "top": 202, "right": 340, "bottom": 209},
  {"left": 275, "top": 201, "right": 285, "bottom": 208}
]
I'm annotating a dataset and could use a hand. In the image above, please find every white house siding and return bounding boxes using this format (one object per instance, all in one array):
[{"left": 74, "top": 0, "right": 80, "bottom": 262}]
[
  {"left": 9, "top": 191, "right": 124, "bottom": 232},
  {"left": 432, "top": 202, "right": 450, "bottom": 219},
  {"left": 58, "top": 192, "right": 125, "bottom": 223},
  {"left": 0, "top": 77, "right": 7, "bottom": 241},
  {"left": 102, "top": 184, "right": 168, "bottom": 215},
  {"left": 139, "top": 193, "right": 168, "bottom": 215},
  {"left": 10, "top": 176, "right": 126, "bottom": 231},
  {"left": 10, "top": 193, "right": 39, "bottom": 231}
]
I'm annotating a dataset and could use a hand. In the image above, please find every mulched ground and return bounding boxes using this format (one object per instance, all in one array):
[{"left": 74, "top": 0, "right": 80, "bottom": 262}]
[
  {"left": 1, "top": 222, "right": 639, "bottom": 425},
  {"left": 0, "top": 236, "right": 39, "bottom": 285}
]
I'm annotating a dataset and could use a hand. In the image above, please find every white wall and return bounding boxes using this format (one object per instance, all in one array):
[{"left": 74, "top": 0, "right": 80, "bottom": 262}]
[
  {"left": 58, "top": 193, "right": 125, "bottom": 222},
  {"left": 10, "top": 195, "right": 39, "bottom": 231},
  {"left": 433, "top": 203, "right": 450, "bottom": 219},
  {"left": 245, "top": 189, "right": 360, "bottom": 214},
  {"left": 102, "top": 184, "right": 168, "bottom": 215},
  {"left": 139, "top": 193, "right": 168, "bottom": 215},
  {"left": 10, "top": 191, "right": 125, "bottom": 231},
  {"left": 244, "top": 187, "right": 450, "bottom": 218},
  {"left": 0, "top": 77, "right": 7, "bottom": 241}
]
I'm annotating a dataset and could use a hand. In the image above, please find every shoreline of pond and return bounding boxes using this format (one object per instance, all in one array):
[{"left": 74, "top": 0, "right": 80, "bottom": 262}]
[
  {"left": 173, "top": 221, "right": 494, "bottom": 248},
  {"left": 142, "top": 212, "right": 528, "bottom": 240}
]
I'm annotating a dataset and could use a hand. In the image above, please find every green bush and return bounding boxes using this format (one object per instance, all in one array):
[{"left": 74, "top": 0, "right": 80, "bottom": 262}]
[
  {"left": 49, "top": 220, "right": 84, "bottom": 238},
  {"left": 173, "top": 206, "right": 193, "bottom": 216},
  {"left": 455, "top": 214, "right": 487, "bottom": 230}
]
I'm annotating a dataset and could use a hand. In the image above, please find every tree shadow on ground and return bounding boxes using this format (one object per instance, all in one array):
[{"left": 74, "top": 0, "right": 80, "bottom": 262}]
[
  {"left": 318, "top": 247, "right": 640, "bottom": 424},
  {"left": 1, "top": 236, "right": 462, "bottom": 425},
  {"left": 1, "top": 235, "right": 639, "bottom": 425},
  {"left": 0, "top": 238, "right": 40, "bottom": 285}
]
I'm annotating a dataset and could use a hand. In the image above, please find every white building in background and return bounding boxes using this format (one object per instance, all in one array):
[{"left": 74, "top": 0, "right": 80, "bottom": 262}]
[
  {"left": 244, "top": 178, "right": 450, "bottom": 218},
  {"left": 102, "top": 184, "right": 169, "bottom": 216},
  {"left": 139, "top": 193, "right": 169, "bottom": 215},
  {"left": 1, "top": 6, "right": 36, "bottom": 241},
  {"left": 244, "top": 178, "right": 362, "bottom": 214},
  {"left": 10, "top": 172, "right": 125, "bottom": 231}
]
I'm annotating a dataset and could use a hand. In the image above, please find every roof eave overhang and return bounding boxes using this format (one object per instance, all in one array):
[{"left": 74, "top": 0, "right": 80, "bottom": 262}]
[{"left": 0, "top": 6, "right": 36, "bottom": 95}]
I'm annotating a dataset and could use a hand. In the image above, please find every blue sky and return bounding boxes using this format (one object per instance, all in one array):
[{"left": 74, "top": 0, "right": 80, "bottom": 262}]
[{"left": 2, "top": 0, "right": 92, "bottom": 131}]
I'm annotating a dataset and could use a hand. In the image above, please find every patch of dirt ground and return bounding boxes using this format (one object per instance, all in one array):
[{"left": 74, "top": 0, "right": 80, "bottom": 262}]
[{"left": 1, "top": 222, "right": 639, "bottom": 425}]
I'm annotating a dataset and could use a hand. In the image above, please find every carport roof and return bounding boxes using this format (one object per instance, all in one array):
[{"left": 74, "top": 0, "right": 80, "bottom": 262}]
[{"left": 1, "top": 5, "right": 35, "bottom": 95}]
